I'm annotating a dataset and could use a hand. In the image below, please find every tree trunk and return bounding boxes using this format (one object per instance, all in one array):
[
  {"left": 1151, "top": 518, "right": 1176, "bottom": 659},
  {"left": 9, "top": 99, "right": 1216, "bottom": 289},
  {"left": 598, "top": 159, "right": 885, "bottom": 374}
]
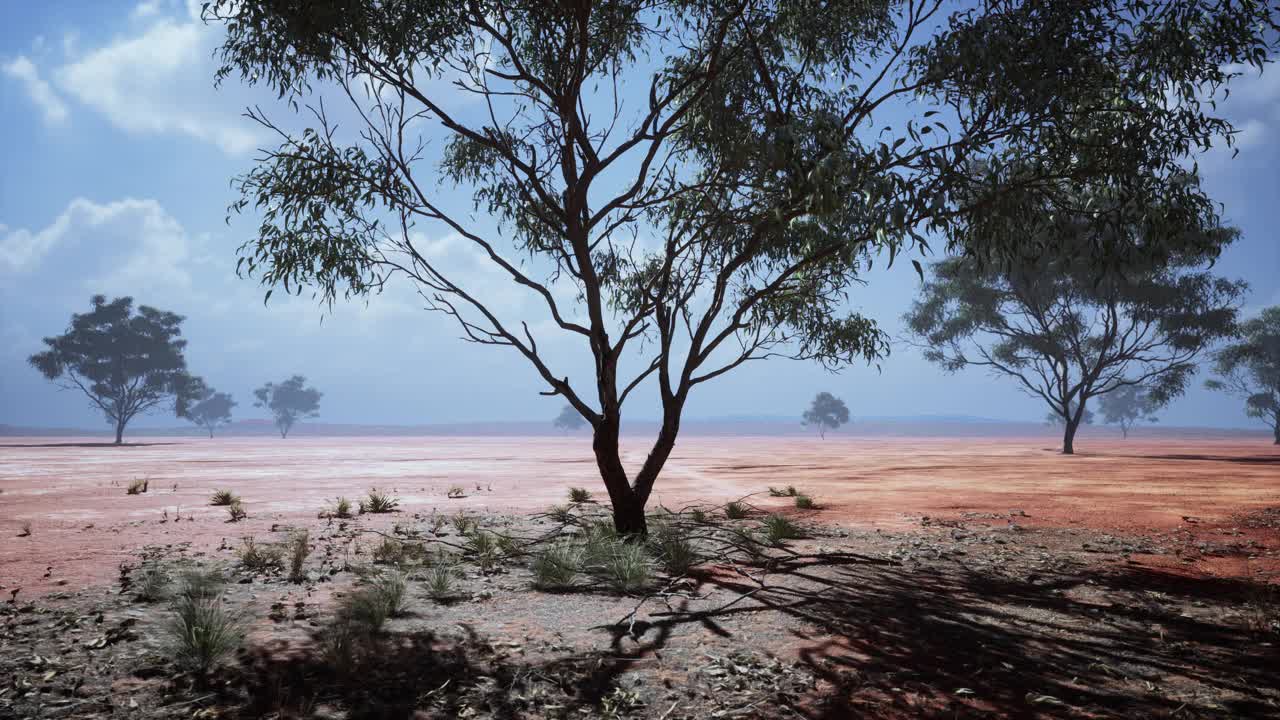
[
  {"left": 114, "top": 419, "right": 125, "bottom": 445},
  {"left": 1273, "top": 421, "right": 1279, "bottom": 445},
  {"left": 1062, "top": 419, "right": 1078, "bottom": 455},
  {"left": 592, "top": 415, "right": 646, "bottom": 536},
  {"left": 208, "top": 426, "right": 215, "bottom": 439}
]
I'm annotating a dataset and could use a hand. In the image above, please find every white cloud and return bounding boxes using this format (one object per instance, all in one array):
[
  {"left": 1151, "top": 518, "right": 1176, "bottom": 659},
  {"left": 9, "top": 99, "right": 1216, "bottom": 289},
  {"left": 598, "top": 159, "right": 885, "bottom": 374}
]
[
  {"left": 55, "top": 19, "right": 260, "bottom": 154},
  {"left": 2, "top": 55, "right": 69, "bottom": 125},
  {"left": 0, "top": 198, "right": 196, "bottom": 295},
  {"left": 132, "top": 1, "right": 162, "bottom": 19}
]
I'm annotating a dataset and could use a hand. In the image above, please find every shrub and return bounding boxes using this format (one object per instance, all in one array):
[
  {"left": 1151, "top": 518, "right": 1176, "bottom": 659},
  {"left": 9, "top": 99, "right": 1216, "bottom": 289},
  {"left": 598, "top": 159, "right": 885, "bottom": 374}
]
[
  {"left": 447, "top": 485, "right": 466, "bottom": 499},
  {"left": 763, "top": 514, "right": 801, "bottom": 545},
  {"left": 794, "top": 495, "right": 816, "bottom": 510},
  {"left": 648, "top": 527, "right": 701, "bottom": 576},
  {"left": 360, "top": 489, "right": 399, "bottom": 514},
  {"left": 287, "top": 530, "right": 310, "bottom": 582},
  {"left": 568, "top": 486, "right": 593, "bottom": 503},
  {"left": 226, "top": 500, "right": 247, "bottom": 522},
  {"left": 724, "top": 501, "right": 749, "bottom": 519},
  {"left": 531, "top": 542, "right": 582, "bottom": 590},
  {"left": 127, "top": 478, "right": 149, "bottom": 495},
  {"left": 602, "top": 542, "right": 651, "bottom": 593},
  {"left": 209, "top": 489, "right": 236, "bottom": 506},
  {"left": 238, "top": 537, "right": 284, "bottom": 572},
  {"left": 164, "top": 593, "right": 243, "bottom": 675},
  {"left": 424, "top": 564, "right": 458, "bottom": 601}
]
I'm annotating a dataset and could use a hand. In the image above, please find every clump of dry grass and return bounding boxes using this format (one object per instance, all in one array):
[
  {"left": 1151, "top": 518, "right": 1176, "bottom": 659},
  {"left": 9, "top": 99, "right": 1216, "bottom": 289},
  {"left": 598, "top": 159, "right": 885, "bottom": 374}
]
[
  {"left": 127, "top": 478, "right": 150, "bottom": 495},
  {"left": 531, "top": 542, "right": 583, "bottom": 590},
  {"left": 724, "top": 501, "right": 749, "bottom": 519},
  {"left": 568, "top": 486, "right": 593, "bottom": 503},
  {"left": 226, "top": 499, "right": 247, "bottom": 522},
  {"left": 210, "top": 489, "right": 237, "bottom": 506},
  {"left": 359, "top": 488, "right": 399, "bottom": 514},
  {"left": 238, "top": 537, "right": 284, "bottom": 572},
  {"left": 794, "top": 494, "right": 816, "bottom": 510},
  {"left": 287, "top": 530, "right": 309, "bottom": 582},
  {"left": 164, "top": 592, "right": 243, "bottom": 676}
]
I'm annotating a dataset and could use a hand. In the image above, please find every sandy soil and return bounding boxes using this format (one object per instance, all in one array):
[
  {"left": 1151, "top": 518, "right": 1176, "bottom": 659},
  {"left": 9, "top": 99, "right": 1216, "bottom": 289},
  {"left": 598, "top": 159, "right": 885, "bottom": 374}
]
[{"left": 2, "top": 435, "right": 1278, "bottom": 596}]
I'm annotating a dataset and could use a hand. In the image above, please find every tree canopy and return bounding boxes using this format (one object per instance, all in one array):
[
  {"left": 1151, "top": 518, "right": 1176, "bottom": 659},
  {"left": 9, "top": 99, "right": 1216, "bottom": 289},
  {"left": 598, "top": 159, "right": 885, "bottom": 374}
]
[
  {"left": 29, "top": 295, "right": 202, "bottom": 445},
  {"left": 206, "top": 0, "right": 1277, "bottom": 532},
  {"left": 906, "top": 217, "right": 1246, "bottom": 454},
  {"left": 188, "top": 384, "right": 237, "bottom": 438},
  {"left": 254, "top": 375, "right": 322, "bottom": 438},
  {"left": 803, "top": 392, "right": 850, "bottom": 439},
  {"left": 1206, "top": 306, "right": 1280, "bottom": 444}
]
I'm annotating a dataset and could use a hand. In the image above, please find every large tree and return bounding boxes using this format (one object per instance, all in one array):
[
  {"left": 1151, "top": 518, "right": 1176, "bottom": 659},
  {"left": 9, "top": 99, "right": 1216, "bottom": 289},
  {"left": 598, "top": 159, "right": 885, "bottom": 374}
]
[
  {"left": 254, "top": 375, "right": 322, "bottom": 438},
  {"left": 207, "top": 0, "right": 1276, "bottom": 533},
  {"left": 1206, "top": 307, "right": 1280, "bottom": 444},
  {"left": 29, "top": 295, "right": 202, "bottom": 445},
  {"left": 905, "top": 222, "right": 1246, "bottom": 454},
  {"left": 187, "top": 384, "right": 237, "bottom": 438}
]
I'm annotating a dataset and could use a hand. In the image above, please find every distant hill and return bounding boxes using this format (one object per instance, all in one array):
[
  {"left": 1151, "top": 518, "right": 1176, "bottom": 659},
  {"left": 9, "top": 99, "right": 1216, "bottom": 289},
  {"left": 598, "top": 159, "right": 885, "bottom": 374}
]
[{"left": 0, "top": 417, "right": 1269, "bottom": 440}]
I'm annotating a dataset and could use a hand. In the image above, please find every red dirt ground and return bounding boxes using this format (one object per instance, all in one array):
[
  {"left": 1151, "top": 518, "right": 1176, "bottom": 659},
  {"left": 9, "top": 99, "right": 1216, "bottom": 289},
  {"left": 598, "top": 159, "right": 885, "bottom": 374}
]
[{"left": 2, "top": 435, "right": 1278, "bottom": 596}]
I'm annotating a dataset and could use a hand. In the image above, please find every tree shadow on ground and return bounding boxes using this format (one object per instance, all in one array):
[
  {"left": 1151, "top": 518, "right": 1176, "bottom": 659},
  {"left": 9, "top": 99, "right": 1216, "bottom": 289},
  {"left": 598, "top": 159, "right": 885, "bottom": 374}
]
[
  {"left": 222, "top": 617, "right": 672, "bottom": 719},
  {"left": 1112, "top": 453, "right": 1280, "bottom": 465},
  {"left": 217, "top": 548, "right": 1275, "bottom": 718},
  {"left": 628, "top": 555, "right": 1277, "bottom": 719},
  {"left": 0, "top": 441, "right": 182, "bottom": 448}
]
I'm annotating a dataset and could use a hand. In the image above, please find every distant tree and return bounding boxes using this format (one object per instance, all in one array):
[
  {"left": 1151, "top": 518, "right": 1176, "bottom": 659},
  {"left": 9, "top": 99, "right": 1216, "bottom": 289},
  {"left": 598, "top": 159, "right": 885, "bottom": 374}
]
[
  {"left": 803, "top": 392, "right": 850, "bottom": 439},
  {"left": 1098, "top": 386, "right": 1161, "bottom": 439},
  {"left": 29, "top": 295, "right": 202, "bottom": 445},
  {"left": 906, "top": 214, "right": 1245, "bottom": 455},
  {"left": 253, "top": 375, "right": 321, "bottom": 439},
  {"left": 187, "top": 384, "right": 237, "bottom": 438},
  {"left": 553, "top": 405, "right": 587, "bottom": 433},
  {"left": 1206, "top": 307, "right": 1280, "bottom": 444}
]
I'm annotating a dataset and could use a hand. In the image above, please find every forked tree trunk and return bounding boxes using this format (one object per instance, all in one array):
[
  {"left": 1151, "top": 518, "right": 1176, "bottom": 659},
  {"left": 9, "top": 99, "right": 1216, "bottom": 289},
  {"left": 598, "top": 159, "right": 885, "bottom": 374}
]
[{"left": 591, "top": 405, "right": 684, "bottom": 537}]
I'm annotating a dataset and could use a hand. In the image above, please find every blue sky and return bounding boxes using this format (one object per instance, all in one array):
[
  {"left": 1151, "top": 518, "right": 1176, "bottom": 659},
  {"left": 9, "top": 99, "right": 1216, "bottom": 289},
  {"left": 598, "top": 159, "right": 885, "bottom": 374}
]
[{"left": 1, "top": 0, "right": 1278, "bottom": 431}]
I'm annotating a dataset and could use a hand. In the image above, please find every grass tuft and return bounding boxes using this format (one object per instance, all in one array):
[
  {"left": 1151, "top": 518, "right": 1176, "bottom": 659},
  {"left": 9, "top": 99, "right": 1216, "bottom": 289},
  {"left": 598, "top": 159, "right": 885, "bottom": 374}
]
[
  {"left": 648, "top": 525, "right": 701, "bottom": 576},
  {"left": 424, "top": 564, "right": 459, "bottom": 602},
  {"left": 464, "top": 529, "right": 502, "bottom": 571},
  {"left": 329, "top": 496, "right": 353, "bottom": 519},
  {"left": 209, "top": 489, "right": 236, "bottom": 506},
  {"left": 531, "top": 542, "right": 582, "bottom": 590},
  {"left": 447, "top": 485, "right": 466, "bottom": 499},
  {"left": 339, "top": 571, "right": 408, "bottom": 633},
  {"left": 568, "top": 486, "right": 593, "bottom": 503},
  {"left": 127, "top": 478, "right": 150, "bottom": 495},
  {"left": 135, "top": 563, "right": 170, "bottom": 602},
  {"left": 794, "top": 494, "right": 816, "bottom": 510},
  {"left": 763, "top": 514, "right": 801, "bottom": 546},
  {"left": 226, "top": 499, "right": 247, "bottom": 522},
  {"left": 164, "top": 593, "right": 243, "bottom": 675},
  {"left": 724, "top": 501, "right": 749, "bottom": 519},
  {"left": 359, "top": 488, "right": 399, "bottom": 514},
  {"left": 287, "top": 530, "right": 309, "bottom": 582},
  {"left": 546, "top": 504, "right": 575, "bottom": 524},
  {"left": 238, "top": 537, "right": 284, "bottom": 572},
  {"left": 601, "top": 542, "right": 651, "bottom": 594}
]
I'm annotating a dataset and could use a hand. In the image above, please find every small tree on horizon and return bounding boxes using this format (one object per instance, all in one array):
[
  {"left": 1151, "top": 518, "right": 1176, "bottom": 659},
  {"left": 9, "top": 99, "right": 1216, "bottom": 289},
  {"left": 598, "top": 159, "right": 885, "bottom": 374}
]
[
  {"left": 553, "top": 405, "right": 588, "bottom": 433},
  {"left": 803, "top": 392, "right": 850, "bottom": 439},
  {"left": 29, "top": 295, "right": 202, "bottom": 445},
  {"left": 1098, "top": 385, "right": 1161, "bottom": 439},
  {"left": 253, "top": 375, "right": 322, "bottom": 439},
  {"left": 188, "top": 385, "right": 237, "bottom": 438},
  {"left": 1205, "top": 306, "right": 1280, "bottom": 445}
]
